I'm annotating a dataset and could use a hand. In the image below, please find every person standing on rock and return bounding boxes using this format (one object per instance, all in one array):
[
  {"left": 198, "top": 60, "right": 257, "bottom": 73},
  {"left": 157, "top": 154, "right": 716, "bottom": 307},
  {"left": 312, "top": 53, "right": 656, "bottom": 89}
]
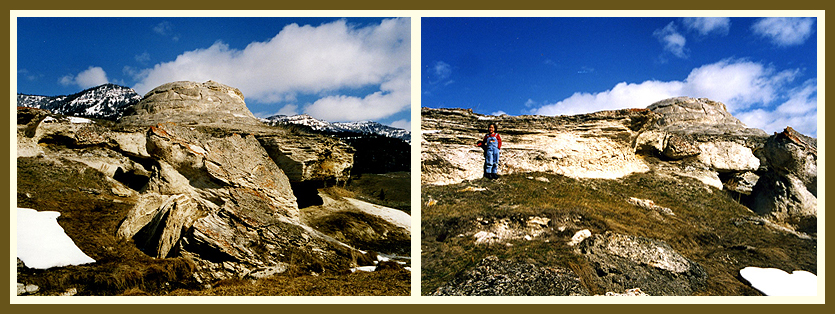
[{"left": 476, "top": 123, "right": 502, "bottom": 179}]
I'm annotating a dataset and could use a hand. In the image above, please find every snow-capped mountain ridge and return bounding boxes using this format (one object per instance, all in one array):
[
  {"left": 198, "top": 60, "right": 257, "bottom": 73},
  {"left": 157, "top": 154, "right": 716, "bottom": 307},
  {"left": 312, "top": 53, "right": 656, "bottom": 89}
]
[
  {"left": 17, "top": 84, "right": 142, "bottom": 120},
  {"left": 263, "top": 114, "right": 411, "bottom": 142}
]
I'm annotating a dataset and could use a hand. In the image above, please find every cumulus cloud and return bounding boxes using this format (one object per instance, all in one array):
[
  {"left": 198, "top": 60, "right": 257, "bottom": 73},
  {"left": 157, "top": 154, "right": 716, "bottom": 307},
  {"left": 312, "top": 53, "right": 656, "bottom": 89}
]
[
  {"left": 304, "top": 69, "right": 410, "bottom": 121},
  {"left": 653, "top": 22, "right": 688, "bottom": 59},
  {"left": 59, "top": 66, "right": 109, "bottom": 89},
  {"left": 132, "top": 18, "right": 410, "bottom": 122},
  {"left": 736, "top": 79, "right": 817, "bottom": 136},
  {"left": 752, "top": 17, "right": 815, "bottom": 47},
  {"left": 682, "top": 17, "right": 731, "bottom": 36},
  {"left": 530, "top": 59, "right": 816, "bottom": 136},
  {"left": 389, "top": 119, "right": 410, "bottom": 130}
]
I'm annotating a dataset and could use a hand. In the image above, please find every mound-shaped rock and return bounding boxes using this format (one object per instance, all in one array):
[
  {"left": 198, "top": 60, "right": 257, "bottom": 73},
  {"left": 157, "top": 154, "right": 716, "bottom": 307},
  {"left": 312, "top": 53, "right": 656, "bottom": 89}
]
[
  {"left": 647, "top": 96, "right": 765, "bottom": 136},
  {"left": 119, "top": 80, "right": 260, "bottom": 127}
]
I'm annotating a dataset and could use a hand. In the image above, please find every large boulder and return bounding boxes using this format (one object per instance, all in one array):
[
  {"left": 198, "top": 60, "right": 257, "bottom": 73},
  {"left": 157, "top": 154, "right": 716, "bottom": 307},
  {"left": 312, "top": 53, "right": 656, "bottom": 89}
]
[
  {"left": 749, "top": 127, "right": 817, "bottom": 232},
  {"left": 119, "top": 80, "right": 261, "bottom": 127},
  {"left": 576, "top": 232, "right": 708, "bottom": 296}
]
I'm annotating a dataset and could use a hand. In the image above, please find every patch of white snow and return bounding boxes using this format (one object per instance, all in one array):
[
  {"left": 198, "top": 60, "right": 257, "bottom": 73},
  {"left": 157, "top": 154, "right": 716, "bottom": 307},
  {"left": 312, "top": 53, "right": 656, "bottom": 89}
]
[
  {"left": 17, "top": 208, "right": 95, "bottom": 269},
  {"left": 739, "top": 267, "right": 817, "bottom": 296}
]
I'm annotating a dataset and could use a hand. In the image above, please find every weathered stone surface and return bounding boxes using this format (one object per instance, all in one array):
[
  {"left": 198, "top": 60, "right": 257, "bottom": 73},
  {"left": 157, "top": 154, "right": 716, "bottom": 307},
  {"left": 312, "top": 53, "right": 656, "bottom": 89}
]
[
  {"left": 661, "top": 134, "right": 701, "bottom": 160},
  {"left": 647, "top": 97, "right": 767, "bottom": 137},
  {"left": 120, "top": 80, "right": 261, "bottom": 127},
  {"left": 257, "top": 133, "right": 354, "bottom": 183},
  {"left": 431, "top": 255, "right": 590, "bottom": 296},
  {"left": 576, "top": 232, "right": 708, "bottom": 296},
  {"left": 696, "top": 141, "right": 760, "bottom": 172},
  {"left": 724, "top": 171, "right": 760, "bottom": 195},
  {"left": 759, "top": 127, "right": 817, "bottom": 195},
  {"left": 421, "top": 108, "right": 654, "bottom": 185}
]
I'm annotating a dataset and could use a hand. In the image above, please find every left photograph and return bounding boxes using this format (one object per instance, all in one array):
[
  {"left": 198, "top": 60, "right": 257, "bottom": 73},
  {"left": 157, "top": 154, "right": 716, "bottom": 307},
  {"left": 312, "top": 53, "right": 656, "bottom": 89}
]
[{"left": 15, "top": 16, "right": 412, "bottom": 296}]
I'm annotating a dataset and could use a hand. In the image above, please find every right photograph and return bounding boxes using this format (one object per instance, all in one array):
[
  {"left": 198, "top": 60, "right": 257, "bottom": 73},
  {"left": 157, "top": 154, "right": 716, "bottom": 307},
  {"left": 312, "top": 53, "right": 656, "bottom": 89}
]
[{"left": 420, "top": 17, "right": 818, "bottom": 296}]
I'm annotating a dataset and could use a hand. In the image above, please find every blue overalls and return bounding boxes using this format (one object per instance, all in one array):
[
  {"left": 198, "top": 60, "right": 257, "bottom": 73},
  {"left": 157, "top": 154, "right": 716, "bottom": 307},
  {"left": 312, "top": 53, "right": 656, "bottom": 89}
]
[{"left": 484, "top": 134, "right": 500, "bottom": 175}]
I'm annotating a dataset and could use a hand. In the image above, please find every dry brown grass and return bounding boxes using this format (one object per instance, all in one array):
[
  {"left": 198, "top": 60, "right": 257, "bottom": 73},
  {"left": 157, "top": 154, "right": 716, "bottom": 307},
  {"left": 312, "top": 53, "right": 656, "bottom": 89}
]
[{"left": 421, "top": 171, "right": 816, "bottom": 295}]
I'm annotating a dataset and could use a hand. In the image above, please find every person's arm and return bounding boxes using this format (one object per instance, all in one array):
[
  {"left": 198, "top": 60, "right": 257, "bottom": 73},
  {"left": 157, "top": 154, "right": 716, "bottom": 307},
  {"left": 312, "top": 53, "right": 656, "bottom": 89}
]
[{"left": 497, "top": 133, "right": 502, "bottom": 149}]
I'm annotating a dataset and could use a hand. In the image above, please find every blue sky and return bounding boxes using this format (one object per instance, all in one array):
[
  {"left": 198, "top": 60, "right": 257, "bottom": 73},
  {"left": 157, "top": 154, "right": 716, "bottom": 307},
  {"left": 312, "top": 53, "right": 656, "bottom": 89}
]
[
  {"left": 16, "top": 17, "right": 411, "bottom": 129},
  {"left": 422, "top": 17, "right": 818, "bottom": 137}
]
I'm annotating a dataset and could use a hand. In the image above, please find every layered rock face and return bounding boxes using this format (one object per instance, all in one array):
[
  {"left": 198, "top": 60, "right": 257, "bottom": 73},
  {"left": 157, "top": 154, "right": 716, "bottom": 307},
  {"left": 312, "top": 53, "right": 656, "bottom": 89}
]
[
  {"left": 16, "top": 81, "right": 403, "bottom": 283},
  {"left": 421, "top": 108, "right": 654, "bottom": 185},
  {"left": 421, "top": 97, "right": 816, "bottom": 231}
]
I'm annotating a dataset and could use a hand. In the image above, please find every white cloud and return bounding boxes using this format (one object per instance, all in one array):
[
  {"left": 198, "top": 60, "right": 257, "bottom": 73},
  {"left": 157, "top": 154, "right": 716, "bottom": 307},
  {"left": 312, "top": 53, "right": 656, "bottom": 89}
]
[
  {"left": 530, "top": 59, "right": 815, "bottom": 136},
  {"left": 524, "top": 99, "right": 536, "bottom": 108},
  {"left": 491, "top": 110, "right": 507, "bottom": 116},
  {"left": 653, "top": 22, "right": 688, "bottom": 59},
  {"left": 153, "top": 21, "right": 179, "bottom": 41},
  {"left": 737, "top": 79, "right": 817, "bottom": 137},
  {"left": 389, "top": 119, "right": 410, "bottom": 130},
  {"left": 132, "top": 18, "right": 410, "bottom": 122},
  {"left": 18, "top": 69, "right": 40, "bottom": 81},
  {"left": 135, "top": 52, "right": 151, "bottom": 64},
  {"left": 680, "top": 59, "right": 797, "bottom": 111},
  {"left": 304, "top": 69, "right": 410, "bottom": 122},
  {"left": 58, "top": 66, "right": 109, "bottom": 89},
  {"left": 428, "top": 60, "right": 453, "bottom": 85},
  {"left": 752, "top": 17, "right": 815, "bottom": 47},
  {"left": 682, "top": 17, "right": 730, "bottom": 36}
]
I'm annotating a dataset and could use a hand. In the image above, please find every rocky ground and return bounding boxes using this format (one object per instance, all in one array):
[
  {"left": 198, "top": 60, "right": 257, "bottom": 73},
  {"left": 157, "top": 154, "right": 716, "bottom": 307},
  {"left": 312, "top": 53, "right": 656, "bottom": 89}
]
[{"left": 421, "top": 97, "right": 817, "bottom": 296}]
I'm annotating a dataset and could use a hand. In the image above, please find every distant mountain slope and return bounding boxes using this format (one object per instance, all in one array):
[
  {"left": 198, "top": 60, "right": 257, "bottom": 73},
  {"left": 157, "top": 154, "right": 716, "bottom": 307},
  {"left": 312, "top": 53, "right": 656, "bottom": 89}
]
[
  {"left": 264, "top": 114, "right": 411, "bottom": 143},
  {"left": 17, "top": 84, "right": 142, "bottom": 120}
]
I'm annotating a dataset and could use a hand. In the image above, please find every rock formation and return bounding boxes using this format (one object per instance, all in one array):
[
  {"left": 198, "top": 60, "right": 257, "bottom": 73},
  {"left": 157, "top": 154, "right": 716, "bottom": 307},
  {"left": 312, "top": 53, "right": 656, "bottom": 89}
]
[
  {"left": 16, "top": 80, "right": 408, "bottom": 284},
  {"left": 119, "top": 80, "right": 260, "bottom": 127},
  {"left": 421, "top": 97, "right": 816, "bottom": 232}
]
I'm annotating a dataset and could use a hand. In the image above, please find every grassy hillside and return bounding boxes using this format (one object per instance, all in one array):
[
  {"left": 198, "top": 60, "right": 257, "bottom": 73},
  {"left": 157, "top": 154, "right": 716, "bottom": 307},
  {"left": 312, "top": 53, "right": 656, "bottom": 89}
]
[{"left": 421, "top": 170, "right": 816, "bottom": 295}]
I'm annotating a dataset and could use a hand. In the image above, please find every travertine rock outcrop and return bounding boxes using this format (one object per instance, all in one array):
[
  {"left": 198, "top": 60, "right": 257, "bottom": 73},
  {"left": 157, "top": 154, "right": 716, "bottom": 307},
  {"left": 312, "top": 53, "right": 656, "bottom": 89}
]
[
  {"left": 16, "top": 81, "right": 408, "bottom": 283},
  {"left": 421, "top": 97, "right": 816, "bottom": 231}
]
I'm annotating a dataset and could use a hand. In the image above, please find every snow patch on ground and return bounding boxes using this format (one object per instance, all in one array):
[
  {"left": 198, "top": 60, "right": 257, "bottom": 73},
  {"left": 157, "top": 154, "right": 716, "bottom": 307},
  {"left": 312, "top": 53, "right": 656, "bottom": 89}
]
[
  {"left": 68, "top": 116, "right": 92, "bottom": 124},
  {"left": 739, "top": 267, "right": 817, "bottom": 296},
  {"left": 16, "top": 208, "right": 95, "bottom": 269},
  {"left": 344, "top": 197, "right": 411, "bottom": 231}
]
